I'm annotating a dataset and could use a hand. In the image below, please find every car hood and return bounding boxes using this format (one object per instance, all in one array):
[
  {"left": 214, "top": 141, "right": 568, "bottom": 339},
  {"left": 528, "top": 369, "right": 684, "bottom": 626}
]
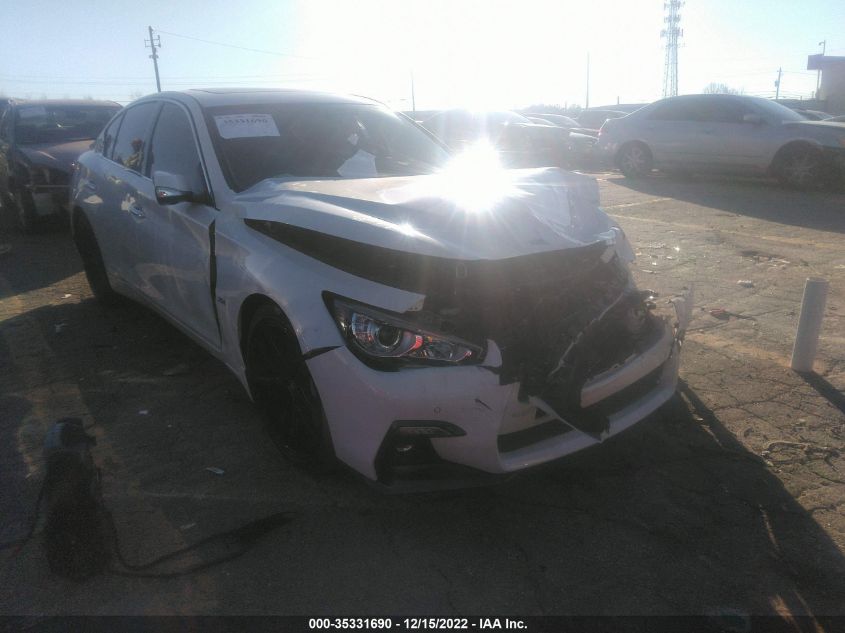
[
  {"left": 19, "top": 139, "right": 92, "bottom": 171},
  {"left": 234, "top": 167, "right": 632, "bottom": 261}
]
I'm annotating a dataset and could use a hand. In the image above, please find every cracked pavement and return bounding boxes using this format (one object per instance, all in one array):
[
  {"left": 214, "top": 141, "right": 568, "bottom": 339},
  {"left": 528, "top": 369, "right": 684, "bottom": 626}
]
[{"left": 0, "top": 171, "right": 844, "bottom": 619}]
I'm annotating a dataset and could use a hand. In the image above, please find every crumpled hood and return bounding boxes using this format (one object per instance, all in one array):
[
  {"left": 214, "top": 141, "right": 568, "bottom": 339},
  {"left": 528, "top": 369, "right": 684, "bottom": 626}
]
[
  {"left": 19, "top": 139, "right": 92, "bottom": 172},
  {"left": 235, "top": 167, "right": 631, "bottom": 261}
]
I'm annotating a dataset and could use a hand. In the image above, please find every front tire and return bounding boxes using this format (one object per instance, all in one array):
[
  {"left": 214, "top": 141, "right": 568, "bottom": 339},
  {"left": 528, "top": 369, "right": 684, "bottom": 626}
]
[
  {"left": 776, "top": 146, "right": 823, "bottom": 189},
  {"left": 617, "top": 142, "right": 653, "bottom": 178},
  {"left": 73, "top": 212, "right": 120, "bottom": 305},
  {"left": 245, "top": 304, "right": 334, "bottom": 470}
]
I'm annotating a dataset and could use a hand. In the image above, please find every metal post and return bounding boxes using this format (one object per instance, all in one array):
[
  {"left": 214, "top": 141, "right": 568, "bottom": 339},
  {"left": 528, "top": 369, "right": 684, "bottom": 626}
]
[
  {"left": 775, "top": 67, "right": 782, "bottom": 100},
  {"left": 791, "top": 277, "right": 829, "bottom": 372},
  {"left": 816, "top": 40, "right": 826, "bottom": 99},
  {"left": 585, "top": 52, "right": 590, "bottom": 109},
  {"left": 410, "top": 70, "right": 416, "bottom": 117}
]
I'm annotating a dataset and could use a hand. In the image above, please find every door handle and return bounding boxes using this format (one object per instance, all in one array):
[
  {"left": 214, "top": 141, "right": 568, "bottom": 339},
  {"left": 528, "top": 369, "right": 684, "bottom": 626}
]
[{"left": 129, "top": 204, "right": 145, "bottom": 218}]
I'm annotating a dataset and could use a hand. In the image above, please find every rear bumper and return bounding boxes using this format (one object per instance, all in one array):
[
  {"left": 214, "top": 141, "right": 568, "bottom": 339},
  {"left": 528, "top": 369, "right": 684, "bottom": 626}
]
[{"left": 308, "top": 288, "right": 693, "bottom": 484}]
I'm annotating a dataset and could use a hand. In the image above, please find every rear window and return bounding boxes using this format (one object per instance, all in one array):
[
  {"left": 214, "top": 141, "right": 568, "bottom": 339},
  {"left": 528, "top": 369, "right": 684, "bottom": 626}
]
[
  {"left": 14, "top": 104, "right": 120, "bottom": 145},
  {"left": 206, "top": 103, "right": 451, "bottom": 192}
]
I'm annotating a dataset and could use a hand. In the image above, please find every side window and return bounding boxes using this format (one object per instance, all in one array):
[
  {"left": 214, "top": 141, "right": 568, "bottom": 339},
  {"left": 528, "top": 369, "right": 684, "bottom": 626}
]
[
  {"left": 649, "top": 100, "right": 700, "bottom": 122},
  {"left": 696, "top": 98, "right": 750, "bottom": 124},
  {"left": 97, "top": 114, "right": 122, "bottom": 157},
  {"left": 147, "top": 103, "right": 204, "bottom": 191},
  {"left": 111, "top": 102, "right": 159, "bottom": 174}
]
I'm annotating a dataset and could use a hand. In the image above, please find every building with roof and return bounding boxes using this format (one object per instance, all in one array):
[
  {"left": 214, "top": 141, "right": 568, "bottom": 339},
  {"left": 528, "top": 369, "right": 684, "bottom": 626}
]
[{"left": 808, "top": 54, "right": 845, "bottom": 115}]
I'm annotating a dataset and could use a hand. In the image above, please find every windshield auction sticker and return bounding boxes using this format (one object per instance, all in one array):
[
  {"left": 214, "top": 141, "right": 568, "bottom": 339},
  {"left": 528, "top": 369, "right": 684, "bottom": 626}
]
[{"left": 214, "top": 114, "right": 280, "bottom": 139}]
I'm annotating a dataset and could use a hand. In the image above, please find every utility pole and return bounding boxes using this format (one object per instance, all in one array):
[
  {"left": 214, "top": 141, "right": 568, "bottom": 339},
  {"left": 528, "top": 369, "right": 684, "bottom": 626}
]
[
  {"left": 661, "top": 0, "right": 683, "bottom": 97},
  {"left": 816, "top": 40, "right": 826, "bottom": 99},
  {"left": 586, "top": 52, "right": 590, "bottom": 108},
  {"left": 775, "top": 67, "right": 782, "bottom": 100},
  {"left": 145, "top": 26, "right": 162, "bottom": 93}
]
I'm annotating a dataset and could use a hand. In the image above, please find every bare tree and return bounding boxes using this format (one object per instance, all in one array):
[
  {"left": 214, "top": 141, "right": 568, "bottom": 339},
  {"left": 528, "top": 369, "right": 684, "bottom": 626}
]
[{"left": 703, "top": 82, "right": 742, "bottom": 95}]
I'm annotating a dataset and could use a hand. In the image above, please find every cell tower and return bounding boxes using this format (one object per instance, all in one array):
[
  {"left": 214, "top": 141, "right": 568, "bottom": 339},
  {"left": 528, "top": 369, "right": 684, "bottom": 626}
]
[{"left": 661, "top": 0, "right": 683, "bottom": 97}]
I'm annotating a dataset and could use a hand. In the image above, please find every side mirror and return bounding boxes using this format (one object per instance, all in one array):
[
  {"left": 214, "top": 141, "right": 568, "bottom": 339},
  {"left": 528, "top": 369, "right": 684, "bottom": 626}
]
[
  {"left": 153, "top": 171, "right": 207, "bottom": 205},
  {"left": 742, "top": 113, "right": 763, "bottom": 125}
]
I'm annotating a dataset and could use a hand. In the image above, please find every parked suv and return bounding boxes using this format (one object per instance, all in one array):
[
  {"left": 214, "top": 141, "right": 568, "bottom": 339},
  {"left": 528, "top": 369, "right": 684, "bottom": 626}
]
[
  {"left": 70, "top": 89, "right": 691, "bottom": 487},
  {"left": 596, "top": 94, "right": 845, "bottom": 187},
  {"left": 0, "top": 99, "right": 121, "bottom": 232}
]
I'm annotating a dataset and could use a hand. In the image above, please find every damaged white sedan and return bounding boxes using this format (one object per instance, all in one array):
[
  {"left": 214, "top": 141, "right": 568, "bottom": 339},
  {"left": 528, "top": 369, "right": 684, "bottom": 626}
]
[{"left": 70, "top": 89, "right": 691, "bottom": 487}]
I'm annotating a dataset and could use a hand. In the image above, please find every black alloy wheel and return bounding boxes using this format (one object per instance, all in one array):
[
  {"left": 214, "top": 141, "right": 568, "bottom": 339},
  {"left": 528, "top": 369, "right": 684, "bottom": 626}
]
[{"left": 246, "top": 304, "right": 333, "bottom": 469}]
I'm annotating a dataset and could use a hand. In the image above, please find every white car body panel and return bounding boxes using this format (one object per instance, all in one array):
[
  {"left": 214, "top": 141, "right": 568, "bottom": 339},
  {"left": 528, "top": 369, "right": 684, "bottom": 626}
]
[{"left": 71, "top": 89, "right": 689, "bottom": 485}]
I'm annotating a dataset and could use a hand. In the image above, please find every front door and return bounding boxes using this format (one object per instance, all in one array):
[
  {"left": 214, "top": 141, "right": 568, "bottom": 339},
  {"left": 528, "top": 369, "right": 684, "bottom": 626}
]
[{"left": 132, "top": 102, "right": 220, "bottom": 349}]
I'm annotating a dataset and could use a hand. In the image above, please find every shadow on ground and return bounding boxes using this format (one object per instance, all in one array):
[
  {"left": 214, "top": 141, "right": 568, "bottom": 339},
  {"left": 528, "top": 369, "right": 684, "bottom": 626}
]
[
  {"left": 0, "top": 231, "right": 81, "bottom": 299},
  {"left": 612, "top": 173, "right": 845, "bottom": 234},
  {"left": 1, "top": 287, "right": 844, "bottom": 620}
]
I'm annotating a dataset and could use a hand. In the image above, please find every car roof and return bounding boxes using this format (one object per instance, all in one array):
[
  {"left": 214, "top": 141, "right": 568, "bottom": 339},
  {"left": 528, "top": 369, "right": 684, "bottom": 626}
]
[
  {"left": 9, "top": 98, "right": 121, "bottom": 107},
  {"left": 132, "top": 88, "right": 382, "bottom": 108}
]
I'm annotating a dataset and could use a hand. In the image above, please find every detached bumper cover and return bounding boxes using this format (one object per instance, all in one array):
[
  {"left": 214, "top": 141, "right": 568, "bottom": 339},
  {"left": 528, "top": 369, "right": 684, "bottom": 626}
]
[{"left": 309, "top": 287, "right": 693, "bottom": 482}]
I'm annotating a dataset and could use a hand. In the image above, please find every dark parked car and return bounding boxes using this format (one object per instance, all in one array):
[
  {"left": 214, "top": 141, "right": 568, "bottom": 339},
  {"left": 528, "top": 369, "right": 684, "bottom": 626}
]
[
  {"left": 576, "top": 109, "right": 628, "bottom": 134},
  {"left": 791, "top": 108, "right": 832, "bottom": 121},
  {"left": 0, "top": 99, "right": 121, "bottom": 232},
  {"left": 422, "top": 109, "right": 575, "bottom": 168}
]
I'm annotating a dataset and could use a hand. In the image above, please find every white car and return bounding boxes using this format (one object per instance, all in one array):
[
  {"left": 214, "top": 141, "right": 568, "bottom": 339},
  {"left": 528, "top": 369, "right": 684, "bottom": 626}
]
[{"left": 70, "top": 89, "right": 691, "bottom": 487}]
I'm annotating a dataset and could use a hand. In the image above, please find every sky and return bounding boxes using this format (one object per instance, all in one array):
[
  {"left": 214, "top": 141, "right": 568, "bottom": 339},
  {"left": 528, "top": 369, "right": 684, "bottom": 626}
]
[{"left": 1, "top": 0, "right": 843, "bottom": 111}]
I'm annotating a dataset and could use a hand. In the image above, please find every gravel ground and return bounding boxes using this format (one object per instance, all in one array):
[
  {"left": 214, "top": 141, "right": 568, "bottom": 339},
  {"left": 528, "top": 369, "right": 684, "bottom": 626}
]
[{"left": 0, "top": 172, "right": 843, "bottom": 619}]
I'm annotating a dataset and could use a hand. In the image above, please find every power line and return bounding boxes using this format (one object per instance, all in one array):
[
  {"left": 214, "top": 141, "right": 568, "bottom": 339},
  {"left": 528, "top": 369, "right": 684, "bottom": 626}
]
[{"left": 153, "top": 28, "right": 324, "bottom": 61}]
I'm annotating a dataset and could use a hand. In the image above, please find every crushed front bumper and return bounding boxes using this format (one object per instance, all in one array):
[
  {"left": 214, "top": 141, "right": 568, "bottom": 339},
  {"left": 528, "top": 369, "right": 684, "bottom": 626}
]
[{"left": 308, "top": 287, "right": 693, "bottom": 484}]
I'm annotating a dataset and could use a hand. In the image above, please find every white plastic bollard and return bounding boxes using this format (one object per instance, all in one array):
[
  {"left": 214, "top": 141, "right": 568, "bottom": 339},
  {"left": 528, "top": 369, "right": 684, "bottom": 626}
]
[{"left": 790, "top": 277, "right": 829, "bottom": 372}]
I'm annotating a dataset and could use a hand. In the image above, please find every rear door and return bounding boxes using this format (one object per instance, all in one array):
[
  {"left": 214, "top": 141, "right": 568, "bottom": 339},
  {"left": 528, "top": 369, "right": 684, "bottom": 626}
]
[
  {"left": 133, "top": 101, "right": 220, "bottom": 349},
  {"left": 640, "top": 99, "right": 704, "bottom": 166}
]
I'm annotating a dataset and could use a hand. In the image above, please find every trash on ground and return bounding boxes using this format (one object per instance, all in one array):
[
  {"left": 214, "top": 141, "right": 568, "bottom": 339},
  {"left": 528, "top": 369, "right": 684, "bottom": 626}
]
[
  {"left": 61, "top": 293, "right": 72, "bottom": 299},
  {"left": 737, "top": 280, "right": 754, "bottom": 288},
  {"left": 205, "top": 466, "right": 225, "bottom": 476},
  {"left": 163, "top": 363, "right": 190, "bottom": 376},
  {"left": 709, "top": 308, "right": 730, "bottom": 320},
  {"left": 180, "top": 523, "right": 197, "bottom": 531},
  {"left": 138, "top": 409, "right": 149, "bottom": 416},
  {"left": 54, "top": 322, "right": 67, "bottom": 334}
]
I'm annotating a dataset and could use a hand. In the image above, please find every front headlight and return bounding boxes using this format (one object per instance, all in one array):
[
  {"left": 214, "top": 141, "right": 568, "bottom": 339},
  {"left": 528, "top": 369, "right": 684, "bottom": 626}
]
[{"left": 327, "top": 295, "right": 482, "bottom": 366}]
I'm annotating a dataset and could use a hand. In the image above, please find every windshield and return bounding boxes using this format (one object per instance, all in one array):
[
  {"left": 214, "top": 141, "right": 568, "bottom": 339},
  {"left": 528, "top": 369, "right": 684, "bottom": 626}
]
[
  {"left": 14, "top": 104, "right": 120, "bottom": 145},
  {"left": 747, "top": 97, "right": 805, "bottom": 122},
  {"left": 206, "top": 103, "right": 451, "bottom": 192}
]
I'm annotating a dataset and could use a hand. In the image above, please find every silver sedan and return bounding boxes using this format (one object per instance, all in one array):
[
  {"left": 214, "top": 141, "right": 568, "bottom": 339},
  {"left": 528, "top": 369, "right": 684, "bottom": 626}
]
[{"left": 596, "top": 94, "right": 845, "bottom": 187}]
